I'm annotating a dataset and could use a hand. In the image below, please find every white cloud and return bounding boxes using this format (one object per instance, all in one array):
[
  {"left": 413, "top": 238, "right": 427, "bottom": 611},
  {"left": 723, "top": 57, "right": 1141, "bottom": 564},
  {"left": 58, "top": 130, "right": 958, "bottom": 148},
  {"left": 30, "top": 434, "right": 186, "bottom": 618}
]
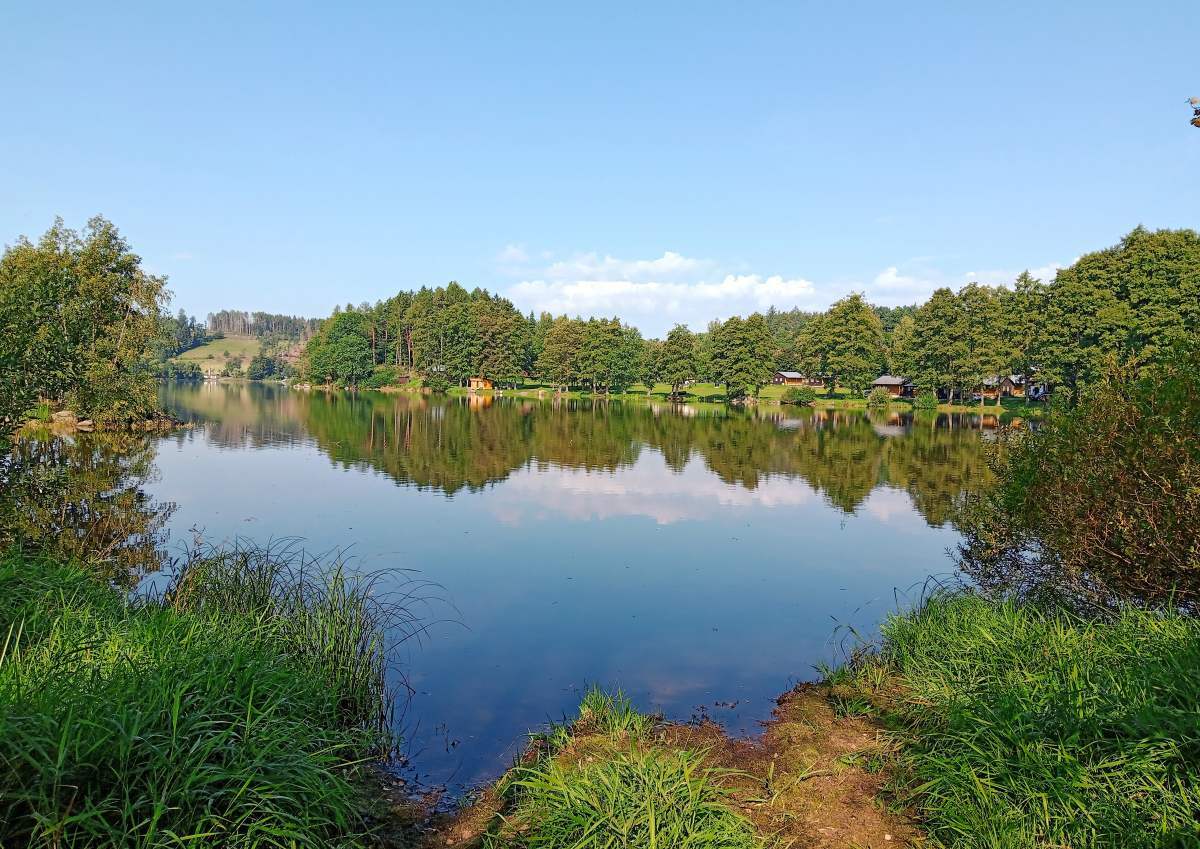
[
  {"left": 496, "top": 244, "right": 529, "bottom": 264},
  {"left": 502, "top": 249, "right": 818, "bottom": 336},
  {"left": 496, "top": 245, "right": 1069, "bottom": 335},
  {"left": 544, "top": 251, "right": 714, "bottom": 283}
]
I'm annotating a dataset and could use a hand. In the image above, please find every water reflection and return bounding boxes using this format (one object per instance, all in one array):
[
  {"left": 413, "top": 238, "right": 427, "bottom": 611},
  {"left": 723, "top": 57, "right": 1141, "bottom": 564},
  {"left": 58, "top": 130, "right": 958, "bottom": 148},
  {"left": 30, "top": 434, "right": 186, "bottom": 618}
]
[
  {"left": 163, "top": 383, "right": 995, "bottom": 526},
  {"left": 127, "top": 383, "right": 1006, "bottom": 792},
  {"left": 1, "top": 431, "right": 176, "bottom": 588}
]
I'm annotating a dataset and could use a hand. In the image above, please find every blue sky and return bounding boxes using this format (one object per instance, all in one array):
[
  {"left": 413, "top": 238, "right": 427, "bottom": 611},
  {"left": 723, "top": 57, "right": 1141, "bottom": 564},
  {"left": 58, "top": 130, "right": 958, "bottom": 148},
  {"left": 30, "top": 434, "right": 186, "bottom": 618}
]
[{"left": 3, "top": 1, "right": 1197, "bottom": 336}]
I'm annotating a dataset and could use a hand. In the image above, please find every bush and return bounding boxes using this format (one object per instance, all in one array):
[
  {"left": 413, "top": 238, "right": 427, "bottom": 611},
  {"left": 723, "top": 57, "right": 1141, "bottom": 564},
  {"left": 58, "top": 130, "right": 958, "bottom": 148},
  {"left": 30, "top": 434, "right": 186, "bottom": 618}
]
[
  {"left": 158, "top": 360, "right": 203, "bottom": 380},
  {"left": 866, "top": 387, "right": 892, "bottom": 407},
  {"left": 362, "top": 365, "right": 403, "bottom": 389},
  {"left": 842, "top": 591, "right": 1200, "bottom": 849},
  {"left": 423, "top": 373, "right": 451, "bottom": 393},
  {"left": 245, "top": 352, "right": 278, "bottom": 381},
  {"left": 781, "top": 386, "right": 817, "bottom": 406},
  {"left": 913, "top": 390, "right": 937, "bottom": 410},
  {"left": 959, "top": 348, "right": 1200, "bottom": 610},
  {"left": 0, "top": 545, "right": 408, "bottom": 848}
]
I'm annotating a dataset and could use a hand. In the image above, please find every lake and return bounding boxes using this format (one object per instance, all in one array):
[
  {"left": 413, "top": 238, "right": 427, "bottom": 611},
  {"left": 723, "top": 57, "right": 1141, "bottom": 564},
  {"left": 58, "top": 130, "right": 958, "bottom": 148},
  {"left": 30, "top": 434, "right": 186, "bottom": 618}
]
[{"left": 15, "top": 382, "right": 997, "bottom": 794}]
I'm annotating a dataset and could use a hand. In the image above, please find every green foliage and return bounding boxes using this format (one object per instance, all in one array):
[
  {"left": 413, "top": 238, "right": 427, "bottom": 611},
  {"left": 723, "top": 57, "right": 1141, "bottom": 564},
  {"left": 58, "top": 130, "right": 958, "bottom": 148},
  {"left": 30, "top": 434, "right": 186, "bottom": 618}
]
[
  {"left": 361, "top": 364, "right": 403, "bottom": 389},
  {"left": 305, "top": 310, "right": 375, "bottom": 385},
  {"left": 0, "top": 216, "right": 168, "bottom": 429},
  {"left": 151, "top": 308, "right": 208, "bottom": 360},
  {"left": 488, "top": 688, "right": 754, "bottom": 849},
  {"left": 219, "top": 355, "right": 245, "bottom": 378},
  {"left": 245, "top": 349, "right": 279, "bottom": 380},
  {"left": 781, "top": 386, "right": 817, "bottom": 405},
  {"left": 576, "top": 685, "right": 654, "bottom": 738},
  {"left": 913, "top": 390, "right": 938, "bottom": 410},
  {"left": 709, "top": 314, "right": 772, "bottom": 399},
  {"left": 0, "top": 545, "right": 402, "bottom": 849},
  {"left": 910, "top": 287, "right": 970, "bottom": 400},
  {"left": 659, "top": 324, "right": 700, "bottom": 396},
  {"left": 1033, "top": 227, "right": 1200, "bottom": 392},
  {"left": 959, "top": 348, "right": 1200, "bottom": 610},
  {"left": 866, "top": 386, "right": 891, "bottom": 407},
  {"left": 423, "top": 373, "right": 451, "bottom": 393},
  {"left": 158, "top": 360, "right": 204, "bottom": 380},
  {"left": 28, "top": 402, "right": 52, "bottom": 422},
  {"left": 851, "top": 591, "right": 1200, "bottom": 849},
  {"left": 489, "top": 747, "right": 758, "bottom": 849},
  {"left": 795, "top": 294, "right": 885, "bottom": 395},
  {"left": 0, "top": 432, "right": 174, "bottom": 588}
]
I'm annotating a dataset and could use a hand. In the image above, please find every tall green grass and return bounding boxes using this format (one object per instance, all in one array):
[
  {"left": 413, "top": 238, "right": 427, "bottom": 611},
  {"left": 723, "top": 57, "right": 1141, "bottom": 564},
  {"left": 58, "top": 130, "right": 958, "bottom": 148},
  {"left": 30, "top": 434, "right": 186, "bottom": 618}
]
[
  {"left": 492, "top": 746, "right": 758, "bottom": 849},
  {"left": 486, "top": 687, "right": 758, "bottom": 849},
  {"left": 844, "top": 591, "right": 1200, "bottom": 848},
  {"left": 0, "top": 545, "right": 407, "bottom": 849}
]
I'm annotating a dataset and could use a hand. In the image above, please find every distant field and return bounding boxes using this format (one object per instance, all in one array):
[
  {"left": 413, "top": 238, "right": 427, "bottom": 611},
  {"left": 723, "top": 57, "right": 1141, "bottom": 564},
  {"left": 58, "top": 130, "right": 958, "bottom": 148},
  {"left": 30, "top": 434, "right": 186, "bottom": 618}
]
[{"left": 174, "top": 335, "right": 261, "bottom": 375}]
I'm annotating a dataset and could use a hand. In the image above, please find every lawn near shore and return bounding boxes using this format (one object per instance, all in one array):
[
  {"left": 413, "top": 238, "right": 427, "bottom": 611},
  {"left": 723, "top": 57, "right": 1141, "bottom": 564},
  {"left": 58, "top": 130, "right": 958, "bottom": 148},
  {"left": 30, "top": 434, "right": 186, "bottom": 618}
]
[{"left": 173, "top": 334, "right": 262, "bottom": 376}]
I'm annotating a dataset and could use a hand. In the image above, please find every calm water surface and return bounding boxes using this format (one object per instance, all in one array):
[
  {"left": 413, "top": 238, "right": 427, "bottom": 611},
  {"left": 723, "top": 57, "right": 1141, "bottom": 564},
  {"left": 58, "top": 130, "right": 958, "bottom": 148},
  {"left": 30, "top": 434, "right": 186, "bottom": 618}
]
[{"left": 141, "top": 383, "right": 992, "bottom": 791}]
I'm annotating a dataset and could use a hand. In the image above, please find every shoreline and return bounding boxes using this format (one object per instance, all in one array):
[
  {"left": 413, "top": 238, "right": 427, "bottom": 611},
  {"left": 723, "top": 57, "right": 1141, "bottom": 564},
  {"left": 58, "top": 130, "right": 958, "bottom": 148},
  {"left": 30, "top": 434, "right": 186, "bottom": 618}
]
[{"left": 403, "top": 681, "right": 919, "bottom": 849}]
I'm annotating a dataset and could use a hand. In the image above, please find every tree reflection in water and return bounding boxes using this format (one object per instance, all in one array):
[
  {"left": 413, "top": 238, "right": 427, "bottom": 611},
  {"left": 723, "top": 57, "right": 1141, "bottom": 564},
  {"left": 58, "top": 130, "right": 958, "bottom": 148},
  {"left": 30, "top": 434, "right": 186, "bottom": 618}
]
[
  {"left": 164, "top": 383, "right": 998, "bottom": 528},
  {"left": 1, "top": 431, "right": 176, "bottom": 588}
]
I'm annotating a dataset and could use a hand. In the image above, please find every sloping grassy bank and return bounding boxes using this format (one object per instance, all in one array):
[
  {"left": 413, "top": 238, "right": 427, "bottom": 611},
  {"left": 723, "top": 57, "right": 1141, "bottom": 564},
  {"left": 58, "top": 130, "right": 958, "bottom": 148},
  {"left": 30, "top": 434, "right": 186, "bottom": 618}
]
[
  {"left": 437, "top": 686, "right": 917, "bottom": 849},
  {"left": 829, "top": 591, "right": 1200, "bottom": 849},
  {"left": 0, "top": 548, "right": 399, "bottom": 849}
]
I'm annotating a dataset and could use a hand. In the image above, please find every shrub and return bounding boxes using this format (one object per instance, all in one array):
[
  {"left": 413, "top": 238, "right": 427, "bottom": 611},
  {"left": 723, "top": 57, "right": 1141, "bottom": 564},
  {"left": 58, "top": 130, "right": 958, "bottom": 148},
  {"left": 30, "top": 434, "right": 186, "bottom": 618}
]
[
  {"left": 958, "top": 348, "right": 1200, "bottom": 610},
  {"left": 866, "top": 387, "right": 892, "bottom": 407},
  {"left": 423, "top": 373, "right": 451, "bottom": 393},
  {"left": 913, "top": 390, "right": 937, "bottom": 410},
  {"left": 781, "top": 386, "right": 817, "bottom": 406},
  {"left": 362, "top": 365, "right": 402, "bottom": 389}
]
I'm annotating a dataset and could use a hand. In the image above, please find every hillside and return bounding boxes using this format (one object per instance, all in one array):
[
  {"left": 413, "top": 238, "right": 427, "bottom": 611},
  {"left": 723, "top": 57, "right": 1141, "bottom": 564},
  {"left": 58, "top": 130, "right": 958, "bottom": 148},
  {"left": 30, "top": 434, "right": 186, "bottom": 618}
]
[{"left": 173, "top": 335, "right": 261, "bottom": 376}]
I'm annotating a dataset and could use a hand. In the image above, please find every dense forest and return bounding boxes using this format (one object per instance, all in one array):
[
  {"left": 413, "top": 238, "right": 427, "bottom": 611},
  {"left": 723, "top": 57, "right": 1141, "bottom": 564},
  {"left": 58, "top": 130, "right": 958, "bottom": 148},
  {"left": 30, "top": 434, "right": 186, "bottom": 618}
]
[{"left": 299, "top": 227, "right": 1200, "bottom": 403}]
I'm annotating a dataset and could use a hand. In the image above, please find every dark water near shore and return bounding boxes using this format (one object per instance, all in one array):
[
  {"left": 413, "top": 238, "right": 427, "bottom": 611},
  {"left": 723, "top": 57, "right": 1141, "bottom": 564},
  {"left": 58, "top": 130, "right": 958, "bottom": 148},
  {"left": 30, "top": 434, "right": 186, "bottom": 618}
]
[{"left": 17, "top": 382, "right": 1001, "bottom": 793}]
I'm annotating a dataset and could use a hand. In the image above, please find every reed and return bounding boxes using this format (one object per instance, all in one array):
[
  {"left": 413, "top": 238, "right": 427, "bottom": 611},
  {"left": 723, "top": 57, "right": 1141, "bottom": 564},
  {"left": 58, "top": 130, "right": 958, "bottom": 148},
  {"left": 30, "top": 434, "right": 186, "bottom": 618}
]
[
  {"left": 0, "top": 543, "right": 419, "bottom": 849},
  {"left": 838, "top": 590, "right": 1200, "bottom": 848}
]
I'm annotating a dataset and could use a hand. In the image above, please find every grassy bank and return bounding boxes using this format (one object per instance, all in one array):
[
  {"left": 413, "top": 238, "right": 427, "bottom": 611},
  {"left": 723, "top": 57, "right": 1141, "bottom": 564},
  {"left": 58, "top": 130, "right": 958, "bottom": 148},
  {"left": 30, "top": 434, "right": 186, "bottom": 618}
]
[
  {"left": 173, "top": 334, "right": 262, "bottom": 376},
  {"left": 439, "top": 685, "right": 917, "bottom": 848},
  {"left": 829, "top": 591, "right": 1200, "bottom": 848},
  {"left": 0, "top": 546, "right": 399, "bottom": 849}
]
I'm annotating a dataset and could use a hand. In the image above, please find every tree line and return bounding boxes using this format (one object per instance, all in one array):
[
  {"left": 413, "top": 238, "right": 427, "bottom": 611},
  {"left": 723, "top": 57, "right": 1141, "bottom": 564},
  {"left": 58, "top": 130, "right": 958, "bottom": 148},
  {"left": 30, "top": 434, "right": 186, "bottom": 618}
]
[
  {"left": 301, "top": 226, "right": 1199, "bottom": 404},
  {"left": 205, "top": 309, "right": 321, "bottom": 340}
]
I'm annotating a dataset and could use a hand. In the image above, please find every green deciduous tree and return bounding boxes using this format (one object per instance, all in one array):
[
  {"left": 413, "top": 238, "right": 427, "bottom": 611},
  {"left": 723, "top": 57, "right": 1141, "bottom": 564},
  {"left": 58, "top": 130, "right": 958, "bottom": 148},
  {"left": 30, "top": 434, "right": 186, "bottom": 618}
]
[
  {"left": 305, "top": 311, "right": 375, "bottom": 385},
  {"left": 910, "top": 288, "right": 969, "bottom": 401},
  {"left": 0, "top": 216, "right": 168, "bottom": 429},
  {"left": 658, "top": 325, "right": 699, "bottom": 397},
  {"left": 710, "top": 314, "right": 773, "bottom": 400},
  {"left": 1033, "top": 227, "right": 1200, "bottom": 393}
]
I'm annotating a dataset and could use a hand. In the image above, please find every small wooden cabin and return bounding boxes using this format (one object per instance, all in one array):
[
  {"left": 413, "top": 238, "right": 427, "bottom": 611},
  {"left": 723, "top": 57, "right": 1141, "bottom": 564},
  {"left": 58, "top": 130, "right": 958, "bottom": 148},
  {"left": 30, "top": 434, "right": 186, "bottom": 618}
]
[
  {"left": 773, "top": 371, "right": 824, "bottom": 387},
  {"left": 979, "top": 374, "right": 1026, "bottom": 399},
  {"left": 467, "top": 376, "right": 494, "bottom": 391},
  {"left": 871, "top": 375, "right": 914, "bottom": 397}
]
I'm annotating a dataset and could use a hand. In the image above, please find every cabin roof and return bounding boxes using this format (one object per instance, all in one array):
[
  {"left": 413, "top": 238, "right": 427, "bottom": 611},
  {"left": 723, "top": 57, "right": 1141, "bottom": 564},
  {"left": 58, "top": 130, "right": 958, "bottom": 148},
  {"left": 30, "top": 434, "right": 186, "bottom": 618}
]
[
  {"left": 776, "top": 371, "right": 804, "bottom": 379},
  {"left": 872, "top": 375, "right": 910, "bottom": 386},
  {"left": 982, "top": 374, "right": 1026, "bottom": 387}
]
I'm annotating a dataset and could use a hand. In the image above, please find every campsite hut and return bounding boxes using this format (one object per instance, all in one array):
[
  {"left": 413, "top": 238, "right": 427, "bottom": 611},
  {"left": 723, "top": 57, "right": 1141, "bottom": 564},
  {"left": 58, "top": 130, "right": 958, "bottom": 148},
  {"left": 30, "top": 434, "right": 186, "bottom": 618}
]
[
  {"left": 871, "top": 375, "right": 914, "bottom": 397},
  {"left": 773, "top": 371, "right": 824, "bottom": 387}
]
